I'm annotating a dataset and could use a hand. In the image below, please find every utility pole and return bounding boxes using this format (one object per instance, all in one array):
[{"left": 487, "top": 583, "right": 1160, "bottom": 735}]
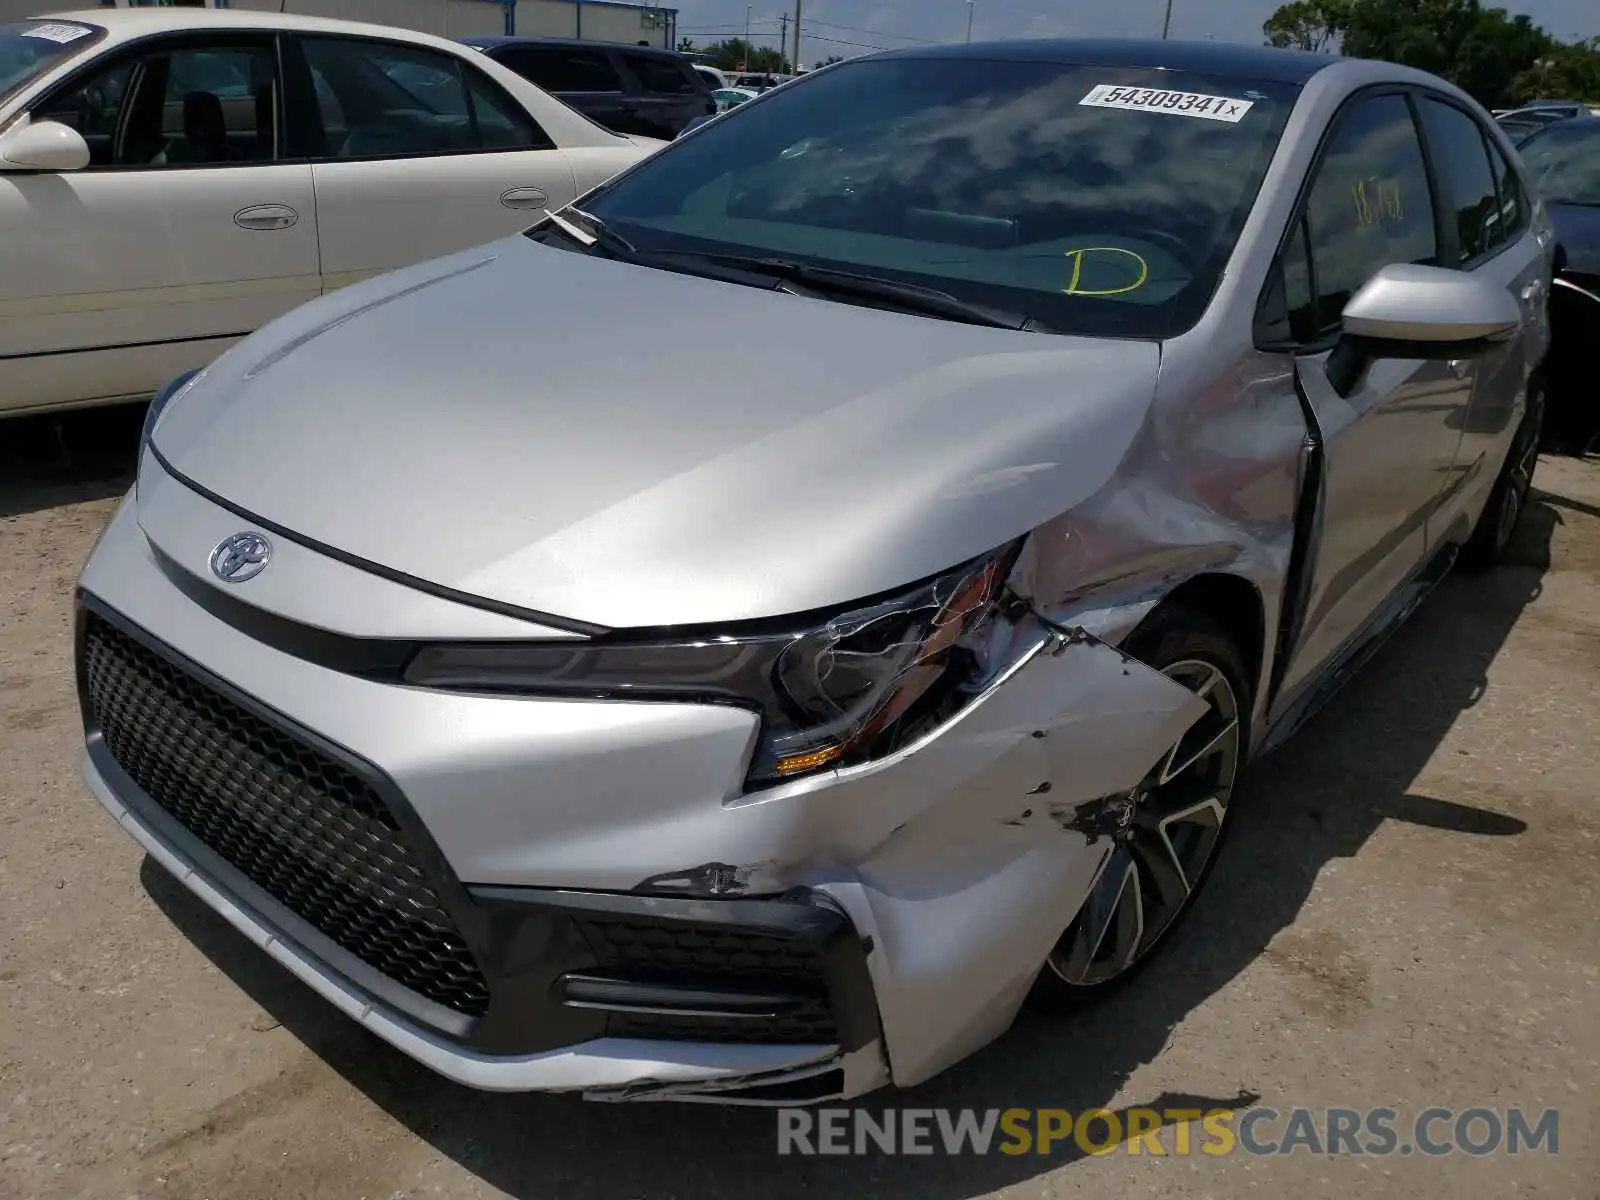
[
  {"left": 791, "top": 0, "right": 802, "bottom": 73},
  {"left": 1161, "top": 0, "right": 1174, "bottom": 38},
  {"left": 966, "top": 0, "right": 974, "bottom": 42},
  {"left": 777, "top": 11, "right": 788, "bottom": 72},
  {"left": 744, "top": 3, "right": 751, "bottom": 65}
]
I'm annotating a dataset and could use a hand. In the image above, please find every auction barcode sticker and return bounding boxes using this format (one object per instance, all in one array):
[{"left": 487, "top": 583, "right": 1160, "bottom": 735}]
[
  {"left": 22, "top": 22, "right": 94, "bottom": 43},
  {"left": 1080, "top": 84, "right": 1254, "bottom": 123}
]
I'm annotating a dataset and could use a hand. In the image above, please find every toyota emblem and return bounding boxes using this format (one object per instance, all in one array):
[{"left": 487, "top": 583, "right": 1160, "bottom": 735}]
[{"left": 209, "top": 531, "right": 272, "bottom": 583}]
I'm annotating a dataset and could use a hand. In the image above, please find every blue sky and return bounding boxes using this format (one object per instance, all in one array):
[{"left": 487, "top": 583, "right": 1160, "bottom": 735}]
[{"left": 671, "top": 0, "right": 1598, "bottom": 66}]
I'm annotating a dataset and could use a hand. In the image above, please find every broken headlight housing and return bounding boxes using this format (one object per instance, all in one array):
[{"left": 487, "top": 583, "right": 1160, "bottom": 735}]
[{"left": 404, "top": 540, "right": 1026, "bottom": 789}]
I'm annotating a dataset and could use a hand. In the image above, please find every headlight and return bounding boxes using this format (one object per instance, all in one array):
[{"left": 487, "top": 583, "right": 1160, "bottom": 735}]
[
  {"left": 405, "top": 540, "right": 1027, "bottom": 788},
  {"left": 140, "top": 368, "right": 203, "bottom": 448}
]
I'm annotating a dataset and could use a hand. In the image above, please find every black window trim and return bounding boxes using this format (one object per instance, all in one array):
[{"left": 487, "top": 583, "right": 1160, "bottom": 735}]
[
  {"left": 280, "top": 30, "right": 555, "bottom": 164},
  {"left": 1415, "top": 88, "right": 1530, "bottom": 272},
  {"left": 1255, "top": 83, "right": 1446, "bottom": 355},
  {"left": 25, "top": 28, "right": 289, "bottom": 173}
]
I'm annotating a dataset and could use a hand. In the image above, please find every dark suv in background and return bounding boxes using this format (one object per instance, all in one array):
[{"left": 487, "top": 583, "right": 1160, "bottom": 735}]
[{"left": 462, "top": 37, "right": 714, "bottom": 139}]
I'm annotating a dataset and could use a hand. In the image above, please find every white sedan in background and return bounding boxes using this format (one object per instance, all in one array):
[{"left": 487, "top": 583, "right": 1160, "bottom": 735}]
[
  {"left": 0, "top": 9, "right": 660, "bottom": 417},
  {"left": 711, "top": 86, "right": 759, "bottom": 112}
]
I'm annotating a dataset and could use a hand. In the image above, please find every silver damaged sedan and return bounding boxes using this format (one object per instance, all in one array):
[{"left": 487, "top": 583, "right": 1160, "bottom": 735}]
[{"left": 77, "top": 39, "right": 1552, "bottom": 1102}]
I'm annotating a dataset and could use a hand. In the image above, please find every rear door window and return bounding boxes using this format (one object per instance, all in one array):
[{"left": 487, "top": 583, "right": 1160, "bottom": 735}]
[
  {"left": 501, "top": 47, "right": 623, "bottom": 94},
  {"left": 300, "top": 37, "right": 548, "bottom": 158},
  {"left": 1418, "top": 97, "right": 1503, "bottom": 264},
  {"left": 1485, "top": 131, "right": 1529, "bottom": 247},
  {"left": 621, "top": 53, "right": 697, "bottom": 96}
]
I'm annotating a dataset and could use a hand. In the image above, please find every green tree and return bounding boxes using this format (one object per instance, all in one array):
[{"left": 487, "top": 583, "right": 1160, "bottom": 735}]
[
  {"left": 1264, "top": 0, "right": 1600, "bottom": 108},
  {"left": 701, "top": 37, "right": 791, "bottom": 73},
  {"left": 677, "top": 37, "right": 697, "bottom": 53},
  {"left": 1262, "top": 0, "right": 1348, "bottom": 52},
  {"left": 817, "top": 55, "right": 845, "bottom": 67},
  {"left": 1512, "top": 39, "right": 1600, "bottom": 103}
]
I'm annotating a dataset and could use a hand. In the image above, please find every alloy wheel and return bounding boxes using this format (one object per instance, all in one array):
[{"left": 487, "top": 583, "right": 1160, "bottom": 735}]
[{"left": 1046, "top": 658, "right": 1242, "bottom": 987}]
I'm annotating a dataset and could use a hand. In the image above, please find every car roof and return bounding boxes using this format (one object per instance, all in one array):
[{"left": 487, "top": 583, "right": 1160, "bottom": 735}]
[
  {"left": 464, "top": 35, "right": 686, "bottom": 60},
  {"left": 33, "top": 8, "right": 473, "bottom": 51},
  {"left": 869, "top": 37, "right": 1339, "bottom": 85}
]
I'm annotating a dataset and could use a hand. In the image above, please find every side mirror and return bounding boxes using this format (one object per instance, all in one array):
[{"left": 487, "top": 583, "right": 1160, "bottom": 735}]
[
  {"left": 0, "top": 119, "right": 91, "bottom": 172},
  {"left": 1327, "top": 263, "right": 1523, "bottom": 396}
]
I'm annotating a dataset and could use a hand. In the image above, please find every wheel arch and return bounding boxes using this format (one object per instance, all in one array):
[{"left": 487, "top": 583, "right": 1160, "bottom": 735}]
[{"left": 1141, "top": 572, "right": 1268, "bottom": 709}]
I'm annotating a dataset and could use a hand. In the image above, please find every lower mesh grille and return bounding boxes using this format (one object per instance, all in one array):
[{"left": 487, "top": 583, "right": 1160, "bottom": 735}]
[
  {"left": 81, "top": 611, "right": 490, "bottom": 1018},
  {"left": 575, "top": 914, "right": 839, "bottom": 1043}
]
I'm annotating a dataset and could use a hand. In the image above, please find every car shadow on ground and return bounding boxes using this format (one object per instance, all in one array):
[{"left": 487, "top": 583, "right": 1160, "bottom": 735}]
[
  {"left": 140, "top": 495, "right": 1556, "bottom": 1198},
  {"left": 0, "top": 403, "right": 146, "bottom": 520}
]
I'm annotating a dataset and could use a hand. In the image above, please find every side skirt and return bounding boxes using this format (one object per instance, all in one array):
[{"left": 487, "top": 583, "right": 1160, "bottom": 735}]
[{"left": 1260, "top": 539, "right": 1459, "bottom": 756}]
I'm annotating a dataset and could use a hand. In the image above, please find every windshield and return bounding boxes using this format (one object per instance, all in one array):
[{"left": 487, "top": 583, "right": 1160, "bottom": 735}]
[
  {"left": 1518, "top": 121, "right": 1600, "bottom": 206},
  {"left": 574, "top": 56, "right": 1297, "bottom": 338},
  {"left": 0, "top": 20, "right": 103, "bottom": 109}
]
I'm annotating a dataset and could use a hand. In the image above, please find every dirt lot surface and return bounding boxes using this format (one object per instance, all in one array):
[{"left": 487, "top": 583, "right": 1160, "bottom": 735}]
[{"left": 2, "top": 406, "right": 1596, "bottom": 1199}]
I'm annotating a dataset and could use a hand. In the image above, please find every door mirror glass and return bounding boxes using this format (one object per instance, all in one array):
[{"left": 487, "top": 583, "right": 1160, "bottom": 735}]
[
  {"left": 0, "top": 118, "right": 90, "bottom": 171},
  {"left": 1342, "top": 262, "right": 1522, "bottom": 350}
]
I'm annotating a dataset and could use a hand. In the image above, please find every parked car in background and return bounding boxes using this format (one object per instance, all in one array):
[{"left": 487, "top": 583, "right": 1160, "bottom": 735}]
[
  {"left": 1521, "top": 98, "right": 1594, "bottom": 115},
  {"left": 730, "top": 71, "right": 791, "bottom": 91},
  {"left": 711, "top": 85, "right": 757, "bottom": 111},
  {"left": 0, "top": 10, "right": 659, "bottom": 418},
  {"left": 81, "top": 39, "right": 1549, "bottom": 1105},
  {"left": 463, "top": 36, "right": 714, "bottom": 141},
  {"left": 1497, "top": 103, "right": 1592, "bottom": 144},
  {"left": 1517, "top": 115, "right": 1600, "bottom": 454},
  {"left": 690, "top": 63, "right": 727, "bottom": 90}
]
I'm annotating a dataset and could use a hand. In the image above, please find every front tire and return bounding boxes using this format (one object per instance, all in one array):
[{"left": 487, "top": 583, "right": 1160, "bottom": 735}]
[{"left": 1029, "top": 606, "right": 1251, "bottom": 1010}]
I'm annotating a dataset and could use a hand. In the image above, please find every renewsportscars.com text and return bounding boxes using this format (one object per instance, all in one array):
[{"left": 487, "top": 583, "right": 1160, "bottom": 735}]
[{"left": 776, "top": 1106, "right": 1559, "bottom": 1158}]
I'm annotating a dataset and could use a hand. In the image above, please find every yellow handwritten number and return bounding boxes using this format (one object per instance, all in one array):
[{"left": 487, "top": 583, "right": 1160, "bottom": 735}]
[
  {"left": 1378, "top": 178, "right": 1404, "bottom": 220},
  {"left": 1352, "top": 179, "right": 1374, "bottom": 225}
]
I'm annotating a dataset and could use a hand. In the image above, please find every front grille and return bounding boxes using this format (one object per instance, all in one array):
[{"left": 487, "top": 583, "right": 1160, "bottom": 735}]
[
  {"left": 81, "top": 612, "right": 490, "bottom": 1018},
  {"left": 575, "top": 914, "right": 839, "bottom": 1043}
]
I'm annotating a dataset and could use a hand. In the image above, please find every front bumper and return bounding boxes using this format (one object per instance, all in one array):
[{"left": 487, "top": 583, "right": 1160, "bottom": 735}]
[
  {"left": 77, "top": 476, "right": 1206, "bottom": 1099},
  {"left": 84, "top": 743, "right": 868, "bottom": 1100}
]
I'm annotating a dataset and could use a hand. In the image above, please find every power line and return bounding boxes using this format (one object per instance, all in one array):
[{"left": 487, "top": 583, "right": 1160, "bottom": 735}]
[
  {"left": 800, "top": 32, "right": 892, "bottom": 51},
  {"left": 802, "top": 17, "right": 938, "bottom": 44},
  {"left": 678, "top": 22, "right": 779, "bottom": 32}
]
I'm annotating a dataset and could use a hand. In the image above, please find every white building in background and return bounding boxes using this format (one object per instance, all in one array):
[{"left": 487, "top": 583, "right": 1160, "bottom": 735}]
[{"left": 0, "top": 0, "right": 681, "bottom": 48}]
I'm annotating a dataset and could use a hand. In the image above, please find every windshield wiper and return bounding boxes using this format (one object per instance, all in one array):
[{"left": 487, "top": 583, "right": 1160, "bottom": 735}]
[
  {"left": 536, "top": 206, "right": 642, "bottom": 260},
  {"left": 657, "top": 252, "right": 1040, "bottom": 331}
]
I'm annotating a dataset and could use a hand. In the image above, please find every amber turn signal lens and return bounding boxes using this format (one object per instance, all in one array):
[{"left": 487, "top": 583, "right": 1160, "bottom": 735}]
[{"left": 773, "top": 743, "right": 845, "bottom": 775}]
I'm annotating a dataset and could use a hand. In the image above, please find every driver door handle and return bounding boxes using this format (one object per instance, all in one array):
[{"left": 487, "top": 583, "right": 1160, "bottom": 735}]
[{"left": 234, "top": 203, "right": 299, "bottom": 231}]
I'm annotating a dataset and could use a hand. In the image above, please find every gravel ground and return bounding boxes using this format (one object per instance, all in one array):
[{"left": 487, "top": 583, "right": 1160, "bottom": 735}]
[{"left": 1, "top": 406, "right": 1596, "bottom": 1199}]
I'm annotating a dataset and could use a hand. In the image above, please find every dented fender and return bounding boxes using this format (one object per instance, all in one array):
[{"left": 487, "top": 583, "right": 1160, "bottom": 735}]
[{"left": 795, "top": 630, "right": 1207, "bottom": 1087}]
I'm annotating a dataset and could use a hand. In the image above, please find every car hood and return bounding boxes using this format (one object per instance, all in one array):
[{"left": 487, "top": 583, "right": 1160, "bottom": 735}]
[
  {"left": 151, "top": 237, "right": 1160, "bottom": 630},
  {"left": 1549, "top": 201, "right": 1600, "bottom": 276}
]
